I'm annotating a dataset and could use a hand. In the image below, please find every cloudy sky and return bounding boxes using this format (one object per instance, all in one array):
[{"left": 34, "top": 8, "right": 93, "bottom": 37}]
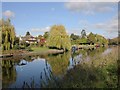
[{"left": 2, "top": 0, "right": 119, "bottom": 39}]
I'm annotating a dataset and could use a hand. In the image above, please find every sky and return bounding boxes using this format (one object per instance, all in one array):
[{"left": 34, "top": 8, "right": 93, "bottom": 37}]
[{"left": 2, "top": 0, "right": 119, "bottom": 39}]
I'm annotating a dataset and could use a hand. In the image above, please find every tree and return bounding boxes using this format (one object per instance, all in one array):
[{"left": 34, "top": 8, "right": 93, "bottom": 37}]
[
  {"left": 70, "top": 33, "right": 80, "bottom": 45},
  {"left": 108, "top": 37, "right": 119, "bottom": 45},
  {"left": 95, "top": 34, "right": 108, "bottom": 45},
  {"left": 14, "top": 37, "right": 19, "bottom": 45},
  {"left": 47, "top": 25, "right": 71, "bottom": 51},
  {"left": 81, "top": 29, "right": 86, "bottom": 38},
  {"left": 87, "top": 32, "right": 96, "bottom": 44},
  {"left": 79, "top": 37, "right": 88, "bottom": 44},
  {"left": 43, "top": 32, "right": 49, "bottom": 39},
  {"left": 26, "top": 31, "right": 30, "bottom": 36},
  {"left": 70, "top": 33, "right": 80, "bottom": 40},
  {"left": 1, "top": 18, "right": 16, "bottom": 50},
  {"left": 38, "top": 35, "right": 43, "bottom": 39}
]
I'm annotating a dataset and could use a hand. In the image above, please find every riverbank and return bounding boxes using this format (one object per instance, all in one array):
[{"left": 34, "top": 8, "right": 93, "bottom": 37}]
[
  {"left": 0, "top": 47, "right": 64, "bottom": 58},
  {"left": 19, "top": 46, "right": 119, "bottom": 88},
  {"left": 60, "top": 46, "right": 118, "bottom": 88}
]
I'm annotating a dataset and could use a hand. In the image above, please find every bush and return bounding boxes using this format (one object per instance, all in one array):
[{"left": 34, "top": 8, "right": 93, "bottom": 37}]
[
  {"left": 20, "top": 45, "right": 25, "bottom": 49},
  {"left": 13, "top": 44, "right": 20, "bottom": 50},
  {"left": 26, "top": 46, "right": 32, "bottom": 51}
]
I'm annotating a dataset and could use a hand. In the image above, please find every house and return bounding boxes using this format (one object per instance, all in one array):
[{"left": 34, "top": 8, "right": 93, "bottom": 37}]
[
  {"left": 26, "top": 36, "right": 37, "bottom": 44},
  {"left": 19, "top": 35, "right": 38, "bottom": 44}
]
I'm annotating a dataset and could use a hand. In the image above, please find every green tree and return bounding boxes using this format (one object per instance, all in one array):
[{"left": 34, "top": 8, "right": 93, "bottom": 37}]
[
  {"left": 47, "top": 25, "right": 71, "bottom": 51},
  {"left": 43, "top": 32, "right": 49, "bottom": 39},
  {"left": 38, "top": 35, "right": 43, "bottom": 39},
  {"left": 14, "top": 37, "right": 19, "bottom": 45},
  {"left": 79, "top": 37, "right": 88, "bottom": 44},
  {"left": 70, "top": 33, "right": 80, "bottom": 40},
  {"left": 1, "top": 18, "right": 16, "bottom": 50},
  {"left": 26, "top": 31, "right": 30, "bottom": 36},
  {"left": 87, "top": 32, "right": 96, "bottom": 44},
  {"left": 108, "top": 37, "right": 119, "bottom": 45},
  {"left": 95, "top": 34, "right": 108, "bottom": 45},
  {"left": 70, "top": 33, "right": 80, "bottom": 45}
]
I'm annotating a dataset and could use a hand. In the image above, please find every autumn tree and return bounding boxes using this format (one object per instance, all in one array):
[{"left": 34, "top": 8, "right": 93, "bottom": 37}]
[{"left": 47, "top": 25, "right": 71, "bottom": 51}]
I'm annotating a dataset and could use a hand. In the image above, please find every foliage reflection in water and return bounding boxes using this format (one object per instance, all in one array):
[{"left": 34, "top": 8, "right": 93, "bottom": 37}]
[{"left": 2, "top": 46, "right": 118, "bottom": 88}]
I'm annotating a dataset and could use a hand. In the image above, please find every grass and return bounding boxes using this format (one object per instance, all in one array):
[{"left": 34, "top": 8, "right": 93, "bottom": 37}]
[
  {"left": 1, "top": 47, "right": 51, "bottom": 55},
  {"left": 60, "top": 46, "right": 118, "bottom": 88},
  {"left": 31, "top": 47, "right": 52, "bottom": 52},
  {"left": 31, "top": 47, "right": 49, "bottom": 52}
]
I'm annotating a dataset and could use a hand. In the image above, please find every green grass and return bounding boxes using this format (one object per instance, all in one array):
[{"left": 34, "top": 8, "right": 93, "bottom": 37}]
[{"left": 31, "top": 47, "right": 51, "bottom": 52}]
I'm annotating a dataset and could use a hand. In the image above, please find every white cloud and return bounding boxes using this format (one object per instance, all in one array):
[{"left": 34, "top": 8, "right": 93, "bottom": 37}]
[
  {"left": 3, "top": 10, "right": 15, "bottom": 18},
  {"left": 94, "top": 15, "right": 118, "bottom": 33},
  {"left": 30, "top": 26, "right": 51, "bottom": 33},
  {"left": 68, "top": 15, "right": 118, "bottom": 38},
  {"left": 65, "top": 2, "right": 116, "bottom": 15},
  {"left": 66, "top": 28, "right": 90, "bottom": 36}
]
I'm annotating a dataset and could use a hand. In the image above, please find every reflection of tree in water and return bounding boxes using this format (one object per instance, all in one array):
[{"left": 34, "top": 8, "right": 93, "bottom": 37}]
[
  {"left": 46, "top": 52, "right": 70, "bottom": 77},
  {"left": 61, "top": 47, "right": 118, "bottom": 88},
  {"left": 2, "top": 60, "right": 17, "bottom": 88},
  {"left": 72, "top": 47, "right": 106, "bottom": 59},
  {"left": 71, "top": 47, "right": 107, "bottom": 65},
  {"left": 2, "top": 56, "right": 34, "bottom": 88},
  {"left": 87, "top": 47, "right": 106, "bottom": 57}
]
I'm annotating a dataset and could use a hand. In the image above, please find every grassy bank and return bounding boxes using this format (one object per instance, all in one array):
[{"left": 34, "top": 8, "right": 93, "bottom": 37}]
[
  {"left": 30, "top": 47, "right": 64, "bottom": 55},
  {"left": 1, "top": 47, "right": 65, "bottom": 58},
  {"left": 31, "top": 47, "right": 50, "bottom": 52},
  {"left": 60, "top": 46, "right": 118, "bottom": 88}
]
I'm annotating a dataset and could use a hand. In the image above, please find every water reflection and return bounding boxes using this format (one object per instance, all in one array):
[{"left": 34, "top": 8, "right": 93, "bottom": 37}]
[
  {"left": 2, "top": 60, "right": 17, "bottom": 88},
  {"left": 2, "top": 46, "right": 114, "bottom": 88},
  {"left": 46, "top": 52, "right": 70, "bottom": 77}
]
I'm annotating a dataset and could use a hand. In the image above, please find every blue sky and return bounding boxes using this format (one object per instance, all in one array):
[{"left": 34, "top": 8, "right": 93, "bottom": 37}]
[{"left": 2, "top": 2, "right": 118, "bottom": 39}]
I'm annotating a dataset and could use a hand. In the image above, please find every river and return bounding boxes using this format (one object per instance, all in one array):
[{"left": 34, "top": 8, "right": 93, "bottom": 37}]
[{"left": 2, "top": 46, "right": 117, "bottom": 88}]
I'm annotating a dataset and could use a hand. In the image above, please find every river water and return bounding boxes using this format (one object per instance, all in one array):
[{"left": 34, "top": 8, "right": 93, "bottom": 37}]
[{"left": 2, "top": 46, "right": 115, "bottom": 88}]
